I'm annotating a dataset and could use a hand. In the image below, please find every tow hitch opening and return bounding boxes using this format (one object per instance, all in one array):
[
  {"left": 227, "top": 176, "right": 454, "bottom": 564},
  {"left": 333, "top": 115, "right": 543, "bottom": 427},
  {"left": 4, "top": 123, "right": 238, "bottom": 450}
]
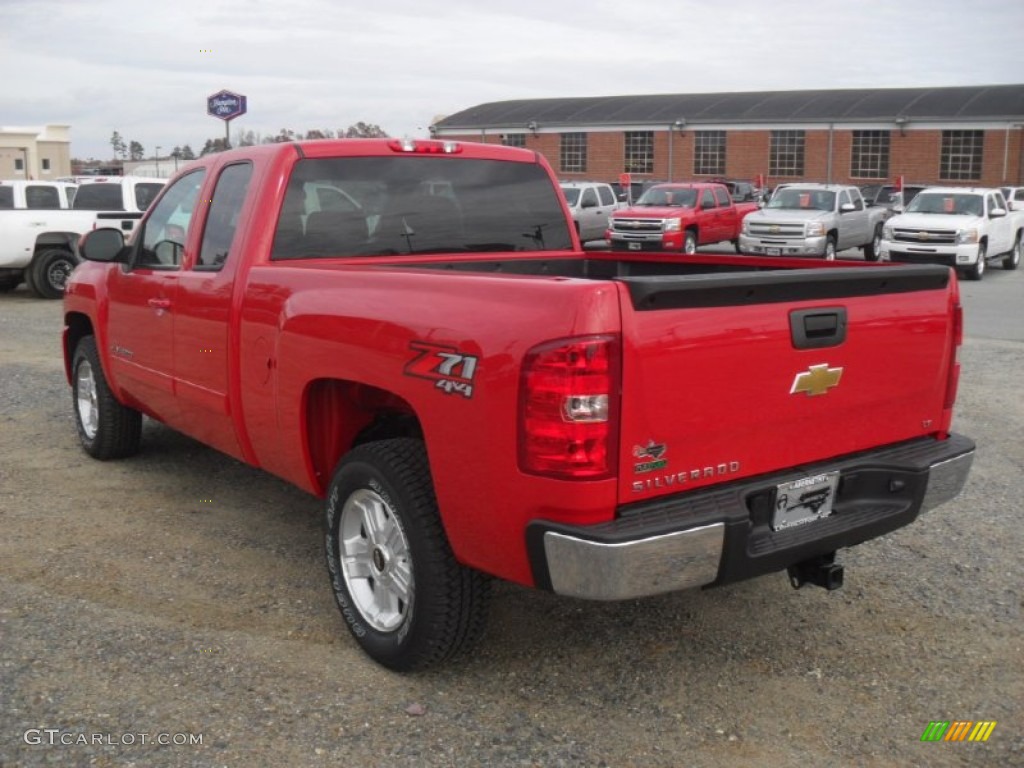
[{"left": 788, "top": 552, "right": 844, "bottom": 591}]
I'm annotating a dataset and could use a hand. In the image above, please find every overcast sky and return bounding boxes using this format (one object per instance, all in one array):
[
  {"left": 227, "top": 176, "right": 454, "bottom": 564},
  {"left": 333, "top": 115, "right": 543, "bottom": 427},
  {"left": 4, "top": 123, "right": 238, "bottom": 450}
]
[{"left": 2, "top": 0, "right": 1022, "bottom": 160}]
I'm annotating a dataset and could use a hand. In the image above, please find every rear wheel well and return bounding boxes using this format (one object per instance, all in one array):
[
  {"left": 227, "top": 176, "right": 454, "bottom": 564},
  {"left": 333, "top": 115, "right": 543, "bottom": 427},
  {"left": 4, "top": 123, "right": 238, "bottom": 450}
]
[{"left": 304, "top": 379, "right": 422, "bottom": 494}]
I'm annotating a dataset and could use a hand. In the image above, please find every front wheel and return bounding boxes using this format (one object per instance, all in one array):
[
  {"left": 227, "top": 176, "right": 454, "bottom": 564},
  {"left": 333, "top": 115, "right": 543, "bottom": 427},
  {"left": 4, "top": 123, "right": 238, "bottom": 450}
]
[
  {"left": 1003, "top": 233, "right": 1021, "bottom": 270},
  {"left": 965, "top": 243, "right": 987, "bottom": 281},
  {"left": 824, "top": 234, "right": 837, "bottom": 261},
  {"left": 31, "top": 248, "right": 77, "bottom": 299},
  {"left": 864, "top": 225, "right": 882, "bottom": 261},
  {"left": 683, "top": 230, "right": 698, "bottom": 254},
  {"left": 325, "top": 438, "right": 490, "bottom": 671},
  {"left": 72, "top": 336, "right": 142, "bottom": 459}
]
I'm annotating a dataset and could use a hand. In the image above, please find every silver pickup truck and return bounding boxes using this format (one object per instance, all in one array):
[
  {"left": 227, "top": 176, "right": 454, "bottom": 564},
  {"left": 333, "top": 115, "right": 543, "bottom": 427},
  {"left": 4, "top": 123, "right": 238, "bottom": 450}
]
[{"left": 739, "top": 184, "right": 889, "bottom": 260}]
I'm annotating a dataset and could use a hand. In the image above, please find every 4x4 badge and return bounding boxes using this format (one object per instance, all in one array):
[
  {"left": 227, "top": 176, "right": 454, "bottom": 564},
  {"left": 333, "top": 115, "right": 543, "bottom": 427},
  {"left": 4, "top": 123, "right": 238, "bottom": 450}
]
[{"left": 633, "top": 440, "right": 668, "bottom": 473}]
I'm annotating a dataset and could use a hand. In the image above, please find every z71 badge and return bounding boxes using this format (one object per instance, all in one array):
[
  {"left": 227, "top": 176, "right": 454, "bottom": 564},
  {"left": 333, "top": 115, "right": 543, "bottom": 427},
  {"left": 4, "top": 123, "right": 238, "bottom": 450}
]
[{"left": 404, "top": 342, "right": 479, "bottom": 399}]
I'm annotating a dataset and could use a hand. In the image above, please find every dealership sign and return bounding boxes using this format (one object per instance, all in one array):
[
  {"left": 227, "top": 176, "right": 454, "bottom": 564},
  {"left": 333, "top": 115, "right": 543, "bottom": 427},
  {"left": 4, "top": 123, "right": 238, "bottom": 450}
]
[{"left": 207, "top": 90, "right": 247, "bottom": 121}]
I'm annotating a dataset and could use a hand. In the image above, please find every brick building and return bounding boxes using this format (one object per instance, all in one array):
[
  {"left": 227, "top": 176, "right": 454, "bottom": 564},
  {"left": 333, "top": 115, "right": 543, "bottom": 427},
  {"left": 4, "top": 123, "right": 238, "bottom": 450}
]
[{"left": 431, "top": 84, "right": 1024, "bottom": 189}]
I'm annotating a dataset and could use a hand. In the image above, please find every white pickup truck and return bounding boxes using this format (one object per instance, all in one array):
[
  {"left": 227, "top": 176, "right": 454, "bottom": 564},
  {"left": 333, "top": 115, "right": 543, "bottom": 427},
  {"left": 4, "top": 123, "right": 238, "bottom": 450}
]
[
  {"left": 0, "top": 179, "right": 78, "bottom": 210},
  {"left": 0, "top": 176, "right": 165, "bottom": 298},
  {"left": 880, "top": 187, "right": 1023, "bottom": 280}
]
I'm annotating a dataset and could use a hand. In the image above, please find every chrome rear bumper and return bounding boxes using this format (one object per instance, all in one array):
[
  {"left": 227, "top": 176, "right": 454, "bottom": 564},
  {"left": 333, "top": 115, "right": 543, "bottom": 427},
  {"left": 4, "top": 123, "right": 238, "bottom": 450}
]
[{"left": 535, "top": 435, "right": 974, "bottom": 600}]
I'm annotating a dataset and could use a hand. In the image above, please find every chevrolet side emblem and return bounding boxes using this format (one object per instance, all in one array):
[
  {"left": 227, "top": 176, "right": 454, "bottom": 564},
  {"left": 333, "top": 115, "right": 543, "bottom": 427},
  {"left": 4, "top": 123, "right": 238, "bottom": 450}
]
[{"left": 790, "top": 364, "right": 843, "bottom": 396}]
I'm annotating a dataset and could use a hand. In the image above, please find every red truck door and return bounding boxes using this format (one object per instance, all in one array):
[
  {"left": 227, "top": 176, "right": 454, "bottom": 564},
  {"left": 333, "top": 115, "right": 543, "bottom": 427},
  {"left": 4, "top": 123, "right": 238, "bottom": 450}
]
[
  {"left": 697, "top": 188, "right": 728, "bottom": 244},
  {"left": 170, "top": 161, "right": 255, "bottom": 460},
  {"left": 104, "top": 168, "right": 207, "bottom": 423}
]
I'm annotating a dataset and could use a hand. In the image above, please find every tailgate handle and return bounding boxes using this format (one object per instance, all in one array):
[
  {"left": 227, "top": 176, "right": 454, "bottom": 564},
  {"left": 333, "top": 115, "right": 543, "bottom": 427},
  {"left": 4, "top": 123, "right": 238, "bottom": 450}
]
[{"left": 790, "top": 308, "right": 847, "bottom": 349}]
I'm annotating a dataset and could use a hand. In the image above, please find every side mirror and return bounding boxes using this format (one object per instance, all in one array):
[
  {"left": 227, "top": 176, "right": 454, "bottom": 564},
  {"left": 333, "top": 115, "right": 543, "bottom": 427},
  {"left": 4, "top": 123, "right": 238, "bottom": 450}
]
[
  {"left": 839, "top": 202, "right": 856, "bottom": 213},
  {"left": 990, "top": 207, "right": 1006, "bottom": 218},
  {"left": 79, "top": 228, "right": 127, "bottom": 262}
]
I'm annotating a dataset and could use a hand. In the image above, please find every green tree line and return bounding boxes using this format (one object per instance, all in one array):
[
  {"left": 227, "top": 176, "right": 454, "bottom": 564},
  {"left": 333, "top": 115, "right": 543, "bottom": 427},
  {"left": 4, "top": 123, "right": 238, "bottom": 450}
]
[{"left": 106, "top": 123, "right": 389, "bottom": 162}]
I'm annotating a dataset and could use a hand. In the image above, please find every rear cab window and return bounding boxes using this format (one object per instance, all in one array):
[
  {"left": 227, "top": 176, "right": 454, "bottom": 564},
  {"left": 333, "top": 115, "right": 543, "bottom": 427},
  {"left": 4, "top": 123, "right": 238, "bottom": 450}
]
[
  {"left": 271, "top": 156, "right": 572, "bottom": 259},
  {"left": 25, "top": 185, "right": 61, "bottom": 209},
  {"left": 74, "top": 183, "right": 124, "bottom": 211}
]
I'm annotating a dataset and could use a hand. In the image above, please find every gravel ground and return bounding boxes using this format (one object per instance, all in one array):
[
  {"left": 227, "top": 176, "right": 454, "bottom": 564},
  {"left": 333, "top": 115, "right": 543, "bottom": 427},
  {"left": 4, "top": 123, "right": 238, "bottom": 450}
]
[{"left": 1, "top": 270, "right": 1021, "bottom": 768}]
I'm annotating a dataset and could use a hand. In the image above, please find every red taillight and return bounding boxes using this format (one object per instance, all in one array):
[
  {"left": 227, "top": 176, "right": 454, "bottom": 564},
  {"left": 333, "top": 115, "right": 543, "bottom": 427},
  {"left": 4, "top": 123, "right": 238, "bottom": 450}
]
[
  {"left": 519, "top": 335, "right": 620, "bottom": 480},
  {"left": 943, "top": 299, "right": 963, "bottom": 411},
  {"left": 387, "top": 139, "right": 462, "bottom": 154}
]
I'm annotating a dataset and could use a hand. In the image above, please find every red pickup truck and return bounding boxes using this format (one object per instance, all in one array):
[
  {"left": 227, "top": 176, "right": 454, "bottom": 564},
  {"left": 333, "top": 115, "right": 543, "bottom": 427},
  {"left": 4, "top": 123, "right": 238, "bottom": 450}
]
[
  {"left": 65, "top": 139, "right": 974, "bottom": 671},
  {"left": 606, "top": 182, "right": 760, "bottom": 253}
]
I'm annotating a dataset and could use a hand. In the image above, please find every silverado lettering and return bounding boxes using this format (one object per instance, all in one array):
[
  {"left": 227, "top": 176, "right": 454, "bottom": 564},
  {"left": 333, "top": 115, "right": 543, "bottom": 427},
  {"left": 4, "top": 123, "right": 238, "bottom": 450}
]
[{"left": 65, "top": 138, "right": 974, "bottom": 671}]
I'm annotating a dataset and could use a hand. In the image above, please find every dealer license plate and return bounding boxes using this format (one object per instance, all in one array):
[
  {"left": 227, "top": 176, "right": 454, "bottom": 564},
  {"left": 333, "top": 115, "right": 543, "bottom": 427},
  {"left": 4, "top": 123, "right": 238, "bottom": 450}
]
[
  {"left": 772, "top": 471, "right": 840, "bottom": 531},
  {"left": 766, "top": 247, "right": 781, "bottom": 256},
  {"left": 629, "top": 242, "right": 641, "bottom": 250}
]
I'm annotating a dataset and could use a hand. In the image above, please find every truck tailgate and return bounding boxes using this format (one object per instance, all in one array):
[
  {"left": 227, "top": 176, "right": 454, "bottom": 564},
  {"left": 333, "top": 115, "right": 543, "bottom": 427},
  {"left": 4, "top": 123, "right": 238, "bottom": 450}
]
[{"left": 615, "top": 266, "right": 957, "bottom": 503}]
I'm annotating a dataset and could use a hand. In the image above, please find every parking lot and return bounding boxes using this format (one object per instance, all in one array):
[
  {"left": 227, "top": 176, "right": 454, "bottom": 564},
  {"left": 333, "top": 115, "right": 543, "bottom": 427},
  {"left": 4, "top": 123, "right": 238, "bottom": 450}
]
[{"left": 1, "top": 259, "right": 1021, "bottom": 767}]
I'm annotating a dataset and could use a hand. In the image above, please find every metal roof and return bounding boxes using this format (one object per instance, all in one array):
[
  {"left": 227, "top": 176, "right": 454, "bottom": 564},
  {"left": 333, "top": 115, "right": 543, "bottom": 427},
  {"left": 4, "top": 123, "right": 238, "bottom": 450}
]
[{"left": 434, "top": 85, "right": 1024, "bottom": 130}]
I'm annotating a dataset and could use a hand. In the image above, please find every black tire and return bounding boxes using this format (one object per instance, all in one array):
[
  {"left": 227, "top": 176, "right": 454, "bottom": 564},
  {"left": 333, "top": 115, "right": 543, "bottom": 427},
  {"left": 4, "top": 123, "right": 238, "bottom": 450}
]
[
  {"left": 965, "top": 242, "right": 986, "bottom": 281},
  {"left": 864, "top": 224, "right": 882, "bottom": 261},
  {"left": 325, "top": 438, "right": 490, "bottom": 671},
  {"left": 824, "top": 234, "right": 837, "bottom": 261},
  {"left": 31, "top": 248, "right": 77, "bottom": 299},
  {"left": 24, "top": 263, "right": 41, "bottom": 298},
  {"left": 1003, "top": 233, "right": 1021, "bottom": 270},
  {"left": 72, "top": 336, "right": 142, "bottom": 459},
  {"left": 683, "top": 230, "right": 698, "bottom": 254}
]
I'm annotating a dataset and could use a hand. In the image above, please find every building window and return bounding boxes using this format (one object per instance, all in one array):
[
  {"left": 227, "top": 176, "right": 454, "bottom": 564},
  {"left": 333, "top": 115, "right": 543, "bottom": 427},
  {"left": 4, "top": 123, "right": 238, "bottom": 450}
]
[
  {"left": 14, "top": 158, "right": 24, "bottom": 171},
  {"left": 624, "top": 131, "right": 654, "bottom": 174},
  {"left": 940, "top": 130, "right": 984, "bottom": 181},
  {"left": 693, "top": 131, "right": 726, "bottom": 176},
  {"left": 41, "top": 158, "right": 51, "bottom": 171},
  {"left": 560, "top": 133, "right": 587, "bottom": 173},
  {"left": 850, "top": 130, "right": 890, "bottom": 179},
  {"left": 502, "top": 133, "right": 526, "bottom": 148},
  {"left": 769, "top": 130, "right": 805, "bottom": 176}
]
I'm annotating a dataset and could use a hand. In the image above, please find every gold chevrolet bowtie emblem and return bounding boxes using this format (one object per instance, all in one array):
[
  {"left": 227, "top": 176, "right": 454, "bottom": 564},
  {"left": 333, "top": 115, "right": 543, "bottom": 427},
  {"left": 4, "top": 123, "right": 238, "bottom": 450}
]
[{"left": 790, "top": 364, "right": 843, "bottom": 396}]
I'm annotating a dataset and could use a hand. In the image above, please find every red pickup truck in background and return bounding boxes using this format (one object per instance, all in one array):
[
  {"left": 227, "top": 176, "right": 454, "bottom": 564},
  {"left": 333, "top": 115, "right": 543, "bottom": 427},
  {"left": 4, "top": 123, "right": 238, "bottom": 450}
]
[
  {"left": 65, "top": 139, "right": 974, "bottom": 671},
  {"left": 606, "top": 182, "right": 760, "bottom": 253}
]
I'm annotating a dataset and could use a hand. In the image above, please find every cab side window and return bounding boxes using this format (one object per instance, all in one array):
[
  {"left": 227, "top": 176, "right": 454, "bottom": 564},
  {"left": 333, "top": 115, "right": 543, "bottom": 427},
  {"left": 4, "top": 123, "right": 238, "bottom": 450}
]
[
  {"left": 580, "top": 188, "right": 598, "bottom": 208},
  {"left": 135, "top": 169, "right": 206, "bottom": 269},
  {"left": 197, "top": 163, "right": 253, "bottom": 269},
  {"left": 26, "top": 185, "right": 61, "bottom": 209},
  {"left": 713, "top": 187, "right": 731, "bottom": 207},
  {"left": 700, "top": 189, "right": 715, "bottom": 209},
  {"left": 597, "top": 186, "right": 615, "bottom": 206}
]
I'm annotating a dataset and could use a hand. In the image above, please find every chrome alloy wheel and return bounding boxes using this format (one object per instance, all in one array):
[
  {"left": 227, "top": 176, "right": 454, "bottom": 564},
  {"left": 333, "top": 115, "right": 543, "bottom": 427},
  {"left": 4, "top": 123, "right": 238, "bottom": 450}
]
[
  {"left": 339, "top": 488, "right": 413, "bottom": 632},
  {"left": 75, "top": 359, "right": 99, "bottom": 440}
]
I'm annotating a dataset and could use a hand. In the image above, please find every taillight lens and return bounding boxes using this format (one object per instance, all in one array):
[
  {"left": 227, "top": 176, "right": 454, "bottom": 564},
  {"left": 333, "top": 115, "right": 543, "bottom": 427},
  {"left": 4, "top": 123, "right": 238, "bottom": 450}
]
[
  {"left": 943, "top": 298, "right": 963, "bottom": 411},
  {"left": 519, "top": 335, "right": 620, "bottom": 479}
]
